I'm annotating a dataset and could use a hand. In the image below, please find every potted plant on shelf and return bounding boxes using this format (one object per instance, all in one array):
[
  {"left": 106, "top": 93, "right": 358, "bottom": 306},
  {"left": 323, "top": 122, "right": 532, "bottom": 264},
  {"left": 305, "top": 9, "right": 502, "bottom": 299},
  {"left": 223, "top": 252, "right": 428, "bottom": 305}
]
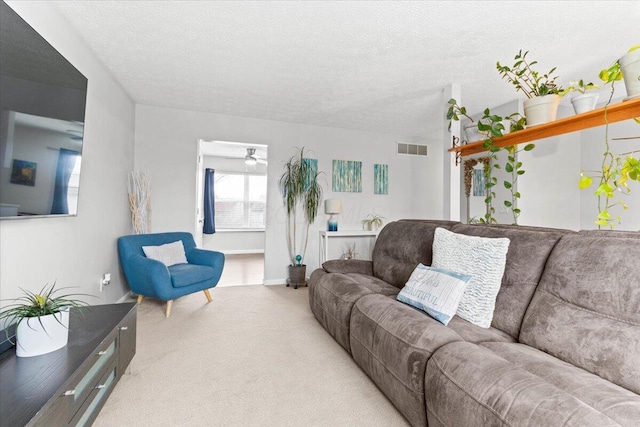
[
  {"left": 361, "top": 214, "right": 385, "bottom": 231},
  {"left": 279, "top": 147, "right": 323, "bottom": 289},
  {"left": 0, "top": 283, "right": 88, "bottom": 357},
  {"left": 600, "top": 44, "right": 640, "bottom": 100},
  {"left": 446, "top": 98, "right": 488, "bottom": 142},
  {"left": 497, "top": 50, "right": 563, "bottom": 126},
  {"left": 560, "top": 80, "right": 600, "bottom": 114}
]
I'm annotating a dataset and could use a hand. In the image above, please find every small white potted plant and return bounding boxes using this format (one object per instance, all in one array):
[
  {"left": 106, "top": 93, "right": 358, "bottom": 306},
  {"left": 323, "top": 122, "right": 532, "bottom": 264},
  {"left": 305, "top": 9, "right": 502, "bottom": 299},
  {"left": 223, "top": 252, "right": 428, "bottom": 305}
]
[
  {"left": 361, "top": 214, "right": 385, "bottom": 231},
  {"left": 560, "top": 80, "right": 600, "bottom": 114},
  {"left": 0, "top": 283, "right": 88, "bottom": 357},
  {"left": 446, "top": 99, "right": 489, "bottom": 142}
]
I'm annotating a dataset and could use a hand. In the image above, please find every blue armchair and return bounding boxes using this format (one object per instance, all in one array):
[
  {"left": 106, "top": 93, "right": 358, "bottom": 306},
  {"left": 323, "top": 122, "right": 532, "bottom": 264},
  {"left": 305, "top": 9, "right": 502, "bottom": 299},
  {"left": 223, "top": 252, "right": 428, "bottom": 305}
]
[{"left": 118, "top": 232, "right": 225, "bottom": 317}]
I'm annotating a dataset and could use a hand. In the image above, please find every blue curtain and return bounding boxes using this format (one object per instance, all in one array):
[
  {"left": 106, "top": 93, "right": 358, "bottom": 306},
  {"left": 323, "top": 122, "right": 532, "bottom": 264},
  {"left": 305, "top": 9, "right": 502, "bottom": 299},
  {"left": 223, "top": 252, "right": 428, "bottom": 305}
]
[
  {"left": 203, "top": 168, "right": 216, "bottom": 234},
  {"left": 51, "top": 148, "right": 79, "bottom": 214}
]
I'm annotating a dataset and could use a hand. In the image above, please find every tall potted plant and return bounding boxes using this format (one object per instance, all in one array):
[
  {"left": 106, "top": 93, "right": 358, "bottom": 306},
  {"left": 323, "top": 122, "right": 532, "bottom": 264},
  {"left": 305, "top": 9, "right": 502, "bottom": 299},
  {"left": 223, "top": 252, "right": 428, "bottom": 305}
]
[
  {"left": 497, "top": 50, "right": 563, "bottom": 126},
  {"left": 279, "top": 147, "right": 323, "bottom": 288}
]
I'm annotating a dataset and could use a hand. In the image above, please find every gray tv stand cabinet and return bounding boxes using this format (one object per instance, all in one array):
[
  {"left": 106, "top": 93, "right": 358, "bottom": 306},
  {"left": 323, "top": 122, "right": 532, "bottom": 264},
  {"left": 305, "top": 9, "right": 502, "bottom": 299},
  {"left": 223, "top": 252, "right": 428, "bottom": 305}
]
[{"left": 0, "top": 303, "right": 137, "bottom": 426}]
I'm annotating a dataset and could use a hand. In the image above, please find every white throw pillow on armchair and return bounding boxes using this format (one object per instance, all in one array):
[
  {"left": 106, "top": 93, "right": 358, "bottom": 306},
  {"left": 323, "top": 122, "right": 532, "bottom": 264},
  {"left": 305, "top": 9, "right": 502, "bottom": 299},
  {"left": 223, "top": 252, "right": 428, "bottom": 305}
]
[
  {"left": 142, "top": 240, "right": 188, "bottom": 267},
  {"left": 431, "top": 227, "right": 510, "bottom": 328}
]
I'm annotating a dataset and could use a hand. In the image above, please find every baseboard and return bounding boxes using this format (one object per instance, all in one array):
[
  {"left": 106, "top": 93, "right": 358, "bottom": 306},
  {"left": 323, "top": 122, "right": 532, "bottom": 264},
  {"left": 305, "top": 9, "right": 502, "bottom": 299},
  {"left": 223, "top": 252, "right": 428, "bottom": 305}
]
[
  {"left": 117, "top": 291, "right": 135, "bottom": 303},
  {"left": 263, "top": 279, "right": 287, "bottom": 286},
  {"left": 222, "top": 249, "right": 265, "bottom": 255}
]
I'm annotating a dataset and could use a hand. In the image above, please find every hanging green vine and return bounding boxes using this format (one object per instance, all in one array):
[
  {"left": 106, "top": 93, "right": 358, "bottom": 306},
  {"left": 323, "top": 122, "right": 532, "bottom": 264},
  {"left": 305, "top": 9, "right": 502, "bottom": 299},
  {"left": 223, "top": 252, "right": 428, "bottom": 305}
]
[
  {"left": 579, "top": 80, "right": 640, "bottom": 228},
  {"left": 477, "top": 109, "right": 505, "bottom": 224}
]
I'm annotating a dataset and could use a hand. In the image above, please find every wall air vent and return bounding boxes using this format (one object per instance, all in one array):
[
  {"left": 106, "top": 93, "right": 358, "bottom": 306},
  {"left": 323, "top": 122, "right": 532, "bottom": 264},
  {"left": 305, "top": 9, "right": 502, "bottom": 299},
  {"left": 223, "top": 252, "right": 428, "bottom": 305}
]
[{"left": 397, "top": 142, "right": 428, "bottom": 157}]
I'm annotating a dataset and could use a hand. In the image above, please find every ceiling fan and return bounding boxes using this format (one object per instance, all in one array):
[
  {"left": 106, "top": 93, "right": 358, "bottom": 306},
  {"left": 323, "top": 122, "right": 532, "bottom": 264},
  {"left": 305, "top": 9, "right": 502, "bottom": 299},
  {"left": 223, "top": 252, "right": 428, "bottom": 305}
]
[{"left": 224, "top": 148, "right": 267, "bottom": 166}]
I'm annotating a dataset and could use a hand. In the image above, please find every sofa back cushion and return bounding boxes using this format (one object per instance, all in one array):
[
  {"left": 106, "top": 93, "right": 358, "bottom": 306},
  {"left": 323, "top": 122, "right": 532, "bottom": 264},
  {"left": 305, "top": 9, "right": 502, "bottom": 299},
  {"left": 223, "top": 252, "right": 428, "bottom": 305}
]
[
  {"left": 450, "top": 224, "right": 570, "bottom": 338},
  {"left": 372, "top": 220, "right": 458, "bottom": 288},
  {"left": 520, "top": 232, "right": 640, "bottom": 394}
]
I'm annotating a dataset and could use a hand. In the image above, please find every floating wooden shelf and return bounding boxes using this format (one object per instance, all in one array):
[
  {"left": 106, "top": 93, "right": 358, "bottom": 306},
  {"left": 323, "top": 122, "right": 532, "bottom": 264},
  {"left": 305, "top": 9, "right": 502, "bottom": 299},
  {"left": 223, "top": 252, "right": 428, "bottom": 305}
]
[{"left": 449, "top": 97, "right": 640, "bottom": 157}]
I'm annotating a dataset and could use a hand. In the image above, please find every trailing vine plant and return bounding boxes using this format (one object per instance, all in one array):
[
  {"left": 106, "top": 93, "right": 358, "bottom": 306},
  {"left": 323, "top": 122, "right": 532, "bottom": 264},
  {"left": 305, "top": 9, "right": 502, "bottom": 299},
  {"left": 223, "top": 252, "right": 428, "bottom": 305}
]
[
  {"left": 578, "top": 77, "right": 640, "bottom": 228},
  {"left": 477, "top": 108, "right": 505, "bottom": 224},
  {"left": 502, "top": 114, "right": 533, "bottom": 225}
]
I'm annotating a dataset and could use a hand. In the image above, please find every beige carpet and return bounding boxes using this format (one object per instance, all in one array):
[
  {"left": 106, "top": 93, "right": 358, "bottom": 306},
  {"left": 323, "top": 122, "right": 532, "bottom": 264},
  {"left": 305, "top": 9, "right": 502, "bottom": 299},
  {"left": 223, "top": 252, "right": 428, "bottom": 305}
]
[{"left": 95, "top": 286, "right": 409, "bottom": 427}]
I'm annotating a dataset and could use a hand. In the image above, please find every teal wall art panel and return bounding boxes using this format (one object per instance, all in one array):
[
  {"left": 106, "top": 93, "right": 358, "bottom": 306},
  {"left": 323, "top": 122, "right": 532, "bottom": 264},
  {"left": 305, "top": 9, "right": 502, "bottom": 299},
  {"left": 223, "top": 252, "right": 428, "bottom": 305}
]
[
  {"left": 332, "top": 160, "right": 362, "bottom": 192},
  {"left": 472, "top": 169, "right": 485, "bottom": 196},
  {"left": 374, "top": 164, "right": 388, "bottom": 195},
  {"left": 303, "top": 158, "right": 318, "bottom": 190}
]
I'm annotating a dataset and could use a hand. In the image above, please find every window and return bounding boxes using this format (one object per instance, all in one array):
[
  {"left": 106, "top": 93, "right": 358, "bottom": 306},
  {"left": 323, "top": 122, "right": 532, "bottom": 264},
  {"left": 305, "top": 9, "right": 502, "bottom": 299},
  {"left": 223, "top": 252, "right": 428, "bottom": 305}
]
[{"left": 214, "top": 172, "right": 266, "bottom": 229}]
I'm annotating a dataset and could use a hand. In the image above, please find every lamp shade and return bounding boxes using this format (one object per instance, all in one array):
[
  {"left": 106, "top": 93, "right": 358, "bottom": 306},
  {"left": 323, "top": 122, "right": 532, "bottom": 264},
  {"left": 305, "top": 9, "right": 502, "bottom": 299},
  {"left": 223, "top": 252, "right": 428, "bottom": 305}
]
[{"left": 325, "top": 199, "right": 342, "bottom": 214}]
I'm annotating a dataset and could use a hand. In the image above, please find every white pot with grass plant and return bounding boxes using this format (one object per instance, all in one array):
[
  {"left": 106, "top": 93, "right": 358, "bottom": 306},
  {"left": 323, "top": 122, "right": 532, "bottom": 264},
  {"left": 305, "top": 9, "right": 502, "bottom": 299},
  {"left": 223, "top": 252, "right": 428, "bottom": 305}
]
[
  {"left": 361, "top": 214, "right": 385, "bottom": 231},
  {"left": 497, "top": 50, "right": 562, "bottom": 126},
  {"left": 0, "top": 283, "right": 87, "bottom": 357},
  {"left": 561, "top": 80, "right": 600, "bottom": 114}
]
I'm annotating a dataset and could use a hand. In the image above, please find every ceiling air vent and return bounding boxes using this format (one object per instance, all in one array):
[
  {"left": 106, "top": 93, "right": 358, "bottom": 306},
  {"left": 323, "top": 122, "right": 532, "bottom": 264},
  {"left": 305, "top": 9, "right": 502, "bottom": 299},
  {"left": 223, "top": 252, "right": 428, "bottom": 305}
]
[{"left": 397, "top": 142, "right": 428, "bottom": 157}]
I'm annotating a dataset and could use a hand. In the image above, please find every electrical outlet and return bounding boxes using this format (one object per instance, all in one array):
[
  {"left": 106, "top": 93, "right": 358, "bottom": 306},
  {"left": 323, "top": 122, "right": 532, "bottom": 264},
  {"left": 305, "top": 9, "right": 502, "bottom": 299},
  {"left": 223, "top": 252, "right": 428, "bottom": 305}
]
[{"left": 100, "top": 273, "right": 111, "bottom": 292}]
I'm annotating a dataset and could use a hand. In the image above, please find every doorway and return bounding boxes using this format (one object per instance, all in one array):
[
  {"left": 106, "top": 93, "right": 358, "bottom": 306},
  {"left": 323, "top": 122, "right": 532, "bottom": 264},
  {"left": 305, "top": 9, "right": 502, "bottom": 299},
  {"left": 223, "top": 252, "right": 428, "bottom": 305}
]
[{"left": 195, "top": 140, "right": 268, "bottom": 286}]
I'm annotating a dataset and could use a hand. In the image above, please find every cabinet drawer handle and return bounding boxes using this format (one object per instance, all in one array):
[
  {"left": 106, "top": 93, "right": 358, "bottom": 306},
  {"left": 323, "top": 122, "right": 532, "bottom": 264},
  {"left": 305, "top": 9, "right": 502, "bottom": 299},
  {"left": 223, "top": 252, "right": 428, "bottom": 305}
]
[
  {"left": 64, "top": 390, "right": 76, "bottom": 396},
  {"left": 119, "top": 326, "right": 128, "bottom": 331},
  {"left": 95, "top": 384, "right": 106, "bottom": 390}
]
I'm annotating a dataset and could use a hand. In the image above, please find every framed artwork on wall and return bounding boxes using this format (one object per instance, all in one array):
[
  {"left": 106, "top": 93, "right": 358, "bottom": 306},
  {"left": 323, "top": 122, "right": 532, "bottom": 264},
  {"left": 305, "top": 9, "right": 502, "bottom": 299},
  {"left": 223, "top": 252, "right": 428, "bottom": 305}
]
[
  {"left": 374, "top": 164, "right": 388, "bottom": 195},
  {"left": 10, "top": 159, "right": 37, "bottom": 186},
  {"left": 332, "top": 160, "right": 362, "bottom": 192}
]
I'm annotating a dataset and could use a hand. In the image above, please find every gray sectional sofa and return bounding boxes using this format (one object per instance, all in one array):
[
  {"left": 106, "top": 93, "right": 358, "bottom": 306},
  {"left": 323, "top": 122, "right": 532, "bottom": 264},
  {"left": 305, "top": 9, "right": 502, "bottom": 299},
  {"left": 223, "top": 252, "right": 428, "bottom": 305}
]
[{"left": 308, "top": 220, "right": 640, "bottom": 426}]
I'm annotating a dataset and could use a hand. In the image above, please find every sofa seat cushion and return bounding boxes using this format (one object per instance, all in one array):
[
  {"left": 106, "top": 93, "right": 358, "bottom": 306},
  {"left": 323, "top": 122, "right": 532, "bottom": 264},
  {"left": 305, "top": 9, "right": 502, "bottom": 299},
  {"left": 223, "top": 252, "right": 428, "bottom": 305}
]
[
  {"left": 307, "top": 270, "right": 399, "bottom": 353},
  {"left": 168, "top": 264, "right": 217, "bottom": 288},
  {"left": 425, "top": 342, "right": 640, "bottom": 427},
  {"left": 350, "top": 294, "right": 464, "bottom": 427}
]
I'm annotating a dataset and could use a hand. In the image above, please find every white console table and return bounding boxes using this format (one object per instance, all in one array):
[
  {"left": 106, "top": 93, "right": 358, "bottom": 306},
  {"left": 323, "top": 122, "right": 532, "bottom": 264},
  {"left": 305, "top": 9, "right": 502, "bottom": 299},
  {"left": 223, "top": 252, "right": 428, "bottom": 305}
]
[{"left": 319, "top": 230, "right": 379, "bottom": 265}]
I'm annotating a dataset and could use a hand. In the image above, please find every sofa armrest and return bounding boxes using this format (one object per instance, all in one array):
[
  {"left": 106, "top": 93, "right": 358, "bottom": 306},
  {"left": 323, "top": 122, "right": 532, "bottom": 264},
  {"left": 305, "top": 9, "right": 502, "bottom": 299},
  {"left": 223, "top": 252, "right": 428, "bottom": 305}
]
[
  {"left": 186, "top": 248, "right": 225, "bottom": 270},
  {"left": 122, "top": 254, "right": 172, "bottom": 298},
  {"left": 322, "top": 259, "right": 373, "bottom": 276}
]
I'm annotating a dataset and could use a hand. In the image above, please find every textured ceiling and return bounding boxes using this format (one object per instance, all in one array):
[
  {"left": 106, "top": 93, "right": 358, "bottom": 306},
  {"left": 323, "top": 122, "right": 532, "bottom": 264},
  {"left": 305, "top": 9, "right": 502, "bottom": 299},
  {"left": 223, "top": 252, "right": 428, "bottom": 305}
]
[{"left": 48, "top": 1, "right": 640, "bottom": 137}]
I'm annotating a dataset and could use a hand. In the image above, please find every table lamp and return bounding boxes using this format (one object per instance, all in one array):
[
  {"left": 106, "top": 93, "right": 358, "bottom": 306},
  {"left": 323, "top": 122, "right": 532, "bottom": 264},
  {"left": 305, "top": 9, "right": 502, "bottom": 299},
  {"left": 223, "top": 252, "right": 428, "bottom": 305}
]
[{"left": 325, "top": 199, "right": 342, "bottom": 231}]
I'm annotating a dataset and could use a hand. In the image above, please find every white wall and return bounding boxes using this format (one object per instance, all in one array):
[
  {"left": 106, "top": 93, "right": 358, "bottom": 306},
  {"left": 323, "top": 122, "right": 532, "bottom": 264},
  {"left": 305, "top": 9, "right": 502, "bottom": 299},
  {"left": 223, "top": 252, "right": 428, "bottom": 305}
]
[
  {"left": 0, "top": 1, "right": 135, "bottom": 307},
  {"left": 518, "top": 105, "right": 582, "bottom": 230},
  {"left": 134, "top": 104, "right": 442, "bottom": 283}
]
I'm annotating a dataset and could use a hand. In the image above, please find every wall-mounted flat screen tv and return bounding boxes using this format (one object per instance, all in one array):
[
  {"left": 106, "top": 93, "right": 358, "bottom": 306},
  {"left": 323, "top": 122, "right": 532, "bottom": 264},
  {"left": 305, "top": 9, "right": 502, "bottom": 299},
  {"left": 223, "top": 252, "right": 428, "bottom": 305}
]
[{"left": 0, "top": 1, "right": 88, "bottom": 219}]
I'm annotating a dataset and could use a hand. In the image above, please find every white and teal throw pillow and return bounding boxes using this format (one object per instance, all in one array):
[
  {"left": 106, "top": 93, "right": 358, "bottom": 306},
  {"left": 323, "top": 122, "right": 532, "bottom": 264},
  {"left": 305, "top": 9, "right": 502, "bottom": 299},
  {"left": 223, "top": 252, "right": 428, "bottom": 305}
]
[
  {"left": 142, "top": 241, "right": 188, "bottom": 267},
  {"left": 432, "top": 227, "right": 510, "bottom": 328},
  {"left": 397, "top": 264, "right": 472, "bottom": 326}
]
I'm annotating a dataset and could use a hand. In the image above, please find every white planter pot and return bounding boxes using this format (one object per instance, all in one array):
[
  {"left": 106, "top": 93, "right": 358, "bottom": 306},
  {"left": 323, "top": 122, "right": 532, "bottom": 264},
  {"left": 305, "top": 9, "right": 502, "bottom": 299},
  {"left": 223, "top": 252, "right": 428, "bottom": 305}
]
[
  {"left": 463, "top": 123, "right": 488, "bottom": 142},
  {"left": 620, "top": 48, "right": 640, "bottom": 100},
  {"left": 16, "top": 310, "right": 69, "bottom": 357},
  {"left": 571, "top": 92, "right": 600, "bottom": 114},
  {"left": 523, "top": 94, "right": 561, "bottom": 126}
]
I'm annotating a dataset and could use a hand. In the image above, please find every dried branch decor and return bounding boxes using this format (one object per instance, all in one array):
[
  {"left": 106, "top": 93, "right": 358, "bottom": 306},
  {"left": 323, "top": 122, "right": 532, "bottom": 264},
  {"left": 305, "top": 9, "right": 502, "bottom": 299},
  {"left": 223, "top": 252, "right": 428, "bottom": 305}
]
[{"left": 127, "top": 171, "right": 152, "bottom": 234}]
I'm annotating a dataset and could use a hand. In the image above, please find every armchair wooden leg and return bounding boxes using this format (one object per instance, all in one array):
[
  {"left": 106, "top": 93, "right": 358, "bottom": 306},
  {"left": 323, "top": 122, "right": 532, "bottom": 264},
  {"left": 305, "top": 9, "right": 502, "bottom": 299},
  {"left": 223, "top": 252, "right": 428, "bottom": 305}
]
[
  {"left": 137, "top": 295, "right": 144, "bottom": 305},
  {"left": 166, "top": 300, "right": 173, "bottom": 318},
  {"left": 203, "top": 289, "right": 213, "bottom": 303}
]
